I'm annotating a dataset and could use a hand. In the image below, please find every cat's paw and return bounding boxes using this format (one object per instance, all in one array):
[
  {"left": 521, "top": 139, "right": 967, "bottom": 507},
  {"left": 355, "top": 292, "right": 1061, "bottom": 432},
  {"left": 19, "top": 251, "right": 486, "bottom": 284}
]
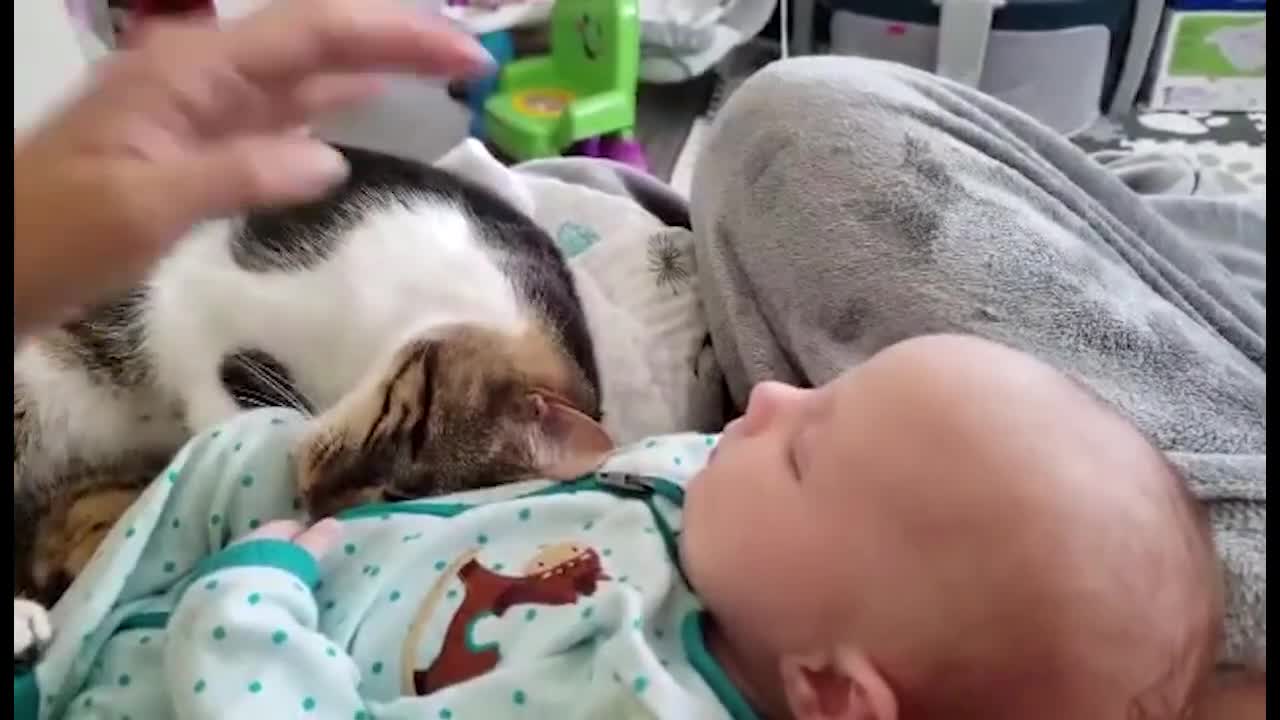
[{"left": 14, "top": 598, "right": 53, "bottom": 667}]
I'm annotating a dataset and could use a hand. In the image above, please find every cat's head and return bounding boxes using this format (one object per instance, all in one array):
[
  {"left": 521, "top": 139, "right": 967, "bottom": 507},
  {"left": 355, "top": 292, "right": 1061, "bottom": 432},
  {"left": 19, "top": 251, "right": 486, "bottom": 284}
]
[{"left": 295, "top": 323, "right": 612, "bottom": 518}]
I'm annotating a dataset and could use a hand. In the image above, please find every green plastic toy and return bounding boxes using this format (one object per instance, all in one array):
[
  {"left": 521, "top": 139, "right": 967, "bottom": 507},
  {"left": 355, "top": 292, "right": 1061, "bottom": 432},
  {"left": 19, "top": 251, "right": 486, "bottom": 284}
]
[{"left": 483, "top": 0, "right": 644, "bottom": 167}]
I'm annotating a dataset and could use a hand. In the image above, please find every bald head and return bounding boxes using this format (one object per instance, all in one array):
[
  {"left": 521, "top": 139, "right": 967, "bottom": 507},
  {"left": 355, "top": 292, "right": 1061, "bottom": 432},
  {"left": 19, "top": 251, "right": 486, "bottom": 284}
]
[{"left": 818, "top": 335, "right": 1221, "bottom": 718}]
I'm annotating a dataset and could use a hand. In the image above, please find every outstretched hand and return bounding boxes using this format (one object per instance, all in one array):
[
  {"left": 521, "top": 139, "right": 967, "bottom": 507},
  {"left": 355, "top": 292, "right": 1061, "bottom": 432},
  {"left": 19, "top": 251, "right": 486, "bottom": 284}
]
[{"left": 14, "top": 0, "right": 493, "bottom": 334}]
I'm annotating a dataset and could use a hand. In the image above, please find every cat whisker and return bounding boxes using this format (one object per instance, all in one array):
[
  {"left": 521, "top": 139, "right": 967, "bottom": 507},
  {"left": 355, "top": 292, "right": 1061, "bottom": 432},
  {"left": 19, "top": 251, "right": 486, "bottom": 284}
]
[
  {"left": 231, "top": 390, "right": 292, "bottom": 412},
  {"left": 237, "top": 357, "right": 301, "bottom": 407},
  {"left": 237, "top": 355, "right": 314, "bottom": 418},
  {"left": 230, "top": 393, "right": 273, "bottom": 410}
]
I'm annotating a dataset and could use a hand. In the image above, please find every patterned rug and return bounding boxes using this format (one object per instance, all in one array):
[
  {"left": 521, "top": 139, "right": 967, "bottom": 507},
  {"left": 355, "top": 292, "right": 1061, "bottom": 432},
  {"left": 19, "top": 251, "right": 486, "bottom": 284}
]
[
  {"left": 671, "top": 44, "right": 1267, "bottom": 198},
  {"left": 1074, "top": 111, "right": 1267, "bottom": 196}
]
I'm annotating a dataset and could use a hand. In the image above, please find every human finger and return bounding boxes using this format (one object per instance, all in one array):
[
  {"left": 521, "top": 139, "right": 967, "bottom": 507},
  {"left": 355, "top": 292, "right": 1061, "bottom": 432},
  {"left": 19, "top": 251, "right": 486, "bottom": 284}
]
[
  {"left": 287, "top": 73, "right": 386, "bottom": 117},
  {"left": 226, "top": 0, "right": 493, "bottom": 84},
  {"left": 145, "top": 133, "right": 349, "bottom": 225},
  {"left": 290, "top": 518, "right": 344, "bottom": 559},
  {"left": 240, "top": 74, "right": 385, "bottom": 134}
]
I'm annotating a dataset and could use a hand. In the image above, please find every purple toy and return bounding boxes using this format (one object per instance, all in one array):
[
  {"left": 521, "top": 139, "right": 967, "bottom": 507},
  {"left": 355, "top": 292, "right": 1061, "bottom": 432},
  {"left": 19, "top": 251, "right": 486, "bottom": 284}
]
[{"left": 568, "top": 134, "right": 648, "bottom": 172}]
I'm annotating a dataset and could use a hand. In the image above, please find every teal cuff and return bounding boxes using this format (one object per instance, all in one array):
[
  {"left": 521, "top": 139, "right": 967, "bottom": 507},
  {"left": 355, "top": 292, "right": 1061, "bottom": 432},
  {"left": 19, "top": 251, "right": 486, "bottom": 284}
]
[
  {"left": 191, "top": 539, "right": 320, "bottom": 589},
  {"left": 683, "top": 612, "right": 761, "bottom": 720},
  {"left": 15, "top": 670, "right": 39, "bottom": 720}
]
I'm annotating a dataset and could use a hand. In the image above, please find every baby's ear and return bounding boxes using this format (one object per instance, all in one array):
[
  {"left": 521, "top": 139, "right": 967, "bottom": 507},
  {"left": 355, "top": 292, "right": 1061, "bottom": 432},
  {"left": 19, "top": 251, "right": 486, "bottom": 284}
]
[
  {"left": 779, "top": 648, "right": 897, "bottom": 720},
  {"left": 528, "top": 393, "right": 614, "bottom": 480}
]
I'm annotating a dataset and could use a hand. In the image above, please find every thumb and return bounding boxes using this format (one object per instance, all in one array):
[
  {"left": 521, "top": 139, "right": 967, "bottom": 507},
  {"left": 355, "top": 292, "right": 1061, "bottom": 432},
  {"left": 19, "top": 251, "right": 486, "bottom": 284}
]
[
  {"left": 163, "top": 135, "right": 349, "bottom": 222},
  {"left": 292, "top": 518, "right": 345, "bottom": 561}
]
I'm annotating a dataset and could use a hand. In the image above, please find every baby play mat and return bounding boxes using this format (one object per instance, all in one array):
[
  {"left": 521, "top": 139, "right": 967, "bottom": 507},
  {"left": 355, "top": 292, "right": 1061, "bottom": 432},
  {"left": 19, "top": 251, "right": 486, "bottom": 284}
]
[{"left": 1074, "top": 109, "right": 1267, "bottom": 195}]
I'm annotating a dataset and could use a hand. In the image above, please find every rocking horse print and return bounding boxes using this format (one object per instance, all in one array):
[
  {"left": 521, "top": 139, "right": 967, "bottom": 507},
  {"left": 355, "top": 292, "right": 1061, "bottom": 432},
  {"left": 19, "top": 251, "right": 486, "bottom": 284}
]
[{"left": 401, "top": 540, "right": 609, "bottom": 695}]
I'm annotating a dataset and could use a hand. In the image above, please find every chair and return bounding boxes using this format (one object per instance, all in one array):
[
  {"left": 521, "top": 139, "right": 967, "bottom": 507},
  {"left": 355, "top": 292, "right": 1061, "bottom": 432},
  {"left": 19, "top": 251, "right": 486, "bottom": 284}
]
[{"left": 484, "top": 0, "right": 645, "bottom": 167}]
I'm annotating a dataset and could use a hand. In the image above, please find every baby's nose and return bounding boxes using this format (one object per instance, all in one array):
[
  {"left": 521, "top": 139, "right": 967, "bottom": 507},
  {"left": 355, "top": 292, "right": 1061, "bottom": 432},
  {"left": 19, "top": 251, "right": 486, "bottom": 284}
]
[{"left": 742, "top": 381, "right": 809, "bottom": 433}]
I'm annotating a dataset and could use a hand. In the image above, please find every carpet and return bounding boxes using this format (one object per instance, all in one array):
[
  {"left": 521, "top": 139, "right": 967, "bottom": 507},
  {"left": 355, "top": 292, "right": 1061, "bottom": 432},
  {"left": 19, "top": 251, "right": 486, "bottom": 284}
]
[{"left": 1074, "top": 111, "right": 1266, "bottom": 196}]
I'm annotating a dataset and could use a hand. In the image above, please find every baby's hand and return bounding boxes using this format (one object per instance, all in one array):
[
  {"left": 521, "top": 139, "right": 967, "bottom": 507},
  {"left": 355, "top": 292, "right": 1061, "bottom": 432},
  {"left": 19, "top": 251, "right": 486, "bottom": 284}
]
[{"left": 236, "top": 518, "right": 344, "bottom": 561}]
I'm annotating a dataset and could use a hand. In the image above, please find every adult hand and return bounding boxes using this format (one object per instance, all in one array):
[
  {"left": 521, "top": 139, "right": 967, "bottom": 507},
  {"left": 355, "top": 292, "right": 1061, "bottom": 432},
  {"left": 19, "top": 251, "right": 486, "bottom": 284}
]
[{"left": 14, "top": 0, "right": 492, "bottom": 335}]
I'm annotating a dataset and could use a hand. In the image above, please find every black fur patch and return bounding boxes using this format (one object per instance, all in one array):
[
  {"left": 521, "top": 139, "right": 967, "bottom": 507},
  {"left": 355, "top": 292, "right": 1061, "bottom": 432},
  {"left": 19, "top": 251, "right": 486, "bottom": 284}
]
[
  {"left": 230, "top": 145, "right": 601, "bottom": 407},
  {"left": 219, "top": 349, "right": 313, "bottom": 414},
  {"left": 233, "top": 145, "right": 545, "bottom": 272}
]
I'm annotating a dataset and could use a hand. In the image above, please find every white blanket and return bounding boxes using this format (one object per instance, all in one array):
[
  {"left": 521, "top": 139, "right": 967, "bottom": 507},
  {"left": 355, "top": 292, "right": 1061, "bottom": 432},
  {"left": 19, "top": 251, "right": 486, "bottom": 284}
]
[{"left": 437, "top": 140, "right": 725, "bottom": 443}]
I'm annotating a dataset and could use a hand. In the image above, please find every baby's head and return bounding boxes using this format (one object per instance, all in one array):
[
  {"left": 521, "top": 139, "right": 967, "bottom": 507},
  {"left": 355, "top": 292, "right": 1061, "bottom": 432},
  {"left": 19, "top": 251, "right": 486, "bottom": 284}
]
[{"left": 681, "top": 334, "right": 1221, "bottom": 719}]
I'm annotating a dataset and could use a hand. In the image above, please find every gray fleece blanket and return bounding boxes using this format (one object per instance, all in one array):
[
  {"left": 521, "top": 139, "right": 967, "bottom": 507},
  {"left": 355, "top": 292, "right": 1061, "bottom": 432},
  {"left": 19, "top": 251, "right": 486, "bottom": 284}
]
[{"left": 690, "top": 57, "right": 1266, "bottom": 666}]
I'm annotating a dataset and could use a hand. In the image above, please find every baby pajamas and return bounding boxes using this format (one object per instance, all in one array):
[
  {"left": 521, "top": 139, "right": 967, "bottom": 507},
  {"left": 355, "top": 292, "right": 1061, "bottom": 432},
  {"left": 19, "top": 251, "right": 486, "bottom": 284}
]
[
  {"left": 17, "top": 410, "right": 310, "bottom": 720},
  {"left": 18, "top": 410, "right": 758, "bottom": 720}
]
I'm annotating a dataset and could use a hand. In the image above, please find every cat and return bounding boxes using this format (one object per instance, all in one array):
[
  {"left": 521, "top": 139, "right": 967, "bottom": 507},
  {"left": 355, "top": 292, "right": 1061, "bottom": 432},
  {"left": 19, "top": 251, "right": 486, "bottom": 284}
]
[{"left": 13, "top": 144, "right": 612, "bottom": 662}]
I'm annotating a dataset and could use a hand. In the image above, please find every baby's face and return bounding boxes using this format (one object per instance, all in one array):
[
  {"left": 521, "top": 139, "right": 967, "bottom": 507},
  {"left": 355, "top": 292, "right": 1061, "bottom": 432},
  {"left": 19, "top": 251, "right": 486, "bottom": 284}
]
[
  {"left": 681, "top": 368, "right": 878, "bottom": 657},
  {"left": 680, "top": 348, "right": 1069, "bottom": 665},
  {"left": 681, "top": 336, "right": 1217, "bottom": 718}
]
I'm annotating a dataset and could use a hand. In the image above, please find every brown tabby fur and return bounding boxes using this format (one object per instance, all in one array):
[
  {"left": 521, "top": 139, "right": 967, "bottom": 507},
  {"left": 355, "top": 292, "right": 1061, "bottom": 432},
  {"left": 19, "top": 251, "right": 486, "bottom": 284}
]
[
  {"left": 296, "top": 322, "right": 610, "bottom": 519},
  {"left": 15, "top": 461, "right": 161, "bottom": 607}
]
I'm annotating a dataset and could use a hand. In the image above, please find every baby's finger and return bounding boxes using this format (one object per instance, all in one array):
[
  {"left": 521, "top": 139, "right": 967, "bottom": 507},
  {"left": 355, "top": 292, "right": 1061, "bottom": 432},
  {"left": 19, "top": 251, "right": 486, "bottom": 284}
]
[
  {"left": 291, "top": 518, "right": 344, "bottom": 560},
  {"left": 236, "top": 519, "right": 308, "bottom": 544}
]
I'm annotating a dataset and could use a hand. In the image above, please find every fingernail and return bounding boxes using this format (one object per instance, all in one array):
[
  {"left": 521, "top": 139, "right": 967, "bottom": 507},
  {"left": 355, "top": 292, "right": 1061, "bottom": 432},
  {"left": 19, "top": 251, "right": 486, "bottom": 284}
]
[{"left": 460, "top": 36, "right": 497, "bottom": 74}]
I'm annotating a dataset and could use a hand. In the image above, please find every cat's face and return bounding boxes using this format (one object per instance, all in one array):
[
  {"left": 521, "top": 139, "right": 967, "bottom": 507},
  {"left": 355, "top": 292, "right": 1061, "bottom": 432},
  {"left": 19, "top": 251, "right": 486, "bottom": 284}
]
[{"left": 295, "top": 323, "right": 613, "bottom": 518}]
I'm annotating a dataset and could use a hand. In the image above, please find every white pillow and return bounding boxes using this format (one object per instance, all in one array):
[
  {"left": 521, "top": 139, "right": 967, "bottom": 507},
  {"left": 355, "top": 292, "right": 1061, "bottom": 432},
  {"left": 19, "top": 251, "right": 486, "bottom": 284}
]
[{"left": 437, "top": 141, "right": 725, "bottom": 444}]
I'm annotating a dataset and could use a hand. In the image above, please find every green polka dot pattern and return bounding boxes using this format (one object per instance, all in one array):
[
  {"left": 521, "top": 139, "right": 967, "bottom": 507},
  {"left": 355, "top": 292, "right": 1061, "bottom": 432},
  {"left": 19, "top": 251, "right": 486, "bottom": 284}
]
[{"left": 46, "top": 423, "right": 722, "bottom": 720}]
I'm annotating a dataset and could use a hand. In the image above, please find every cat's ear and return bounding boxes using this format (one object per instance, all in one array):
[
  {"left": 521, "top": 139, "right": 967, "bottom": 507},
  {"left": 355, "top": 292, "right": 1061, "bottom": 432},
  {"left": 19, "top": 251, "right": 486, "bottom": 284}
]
[{"left": 529, "top": 393, "right": 613, "bottom": 480}]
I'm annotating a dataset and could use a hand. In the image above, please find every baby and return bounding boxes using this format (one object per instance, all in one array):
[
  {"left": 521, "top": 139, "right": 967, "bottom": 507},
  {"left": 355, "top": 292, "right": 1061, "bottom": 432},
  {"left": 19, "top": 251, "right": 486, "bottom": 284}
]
[
  {"left": 17, "top": 335, "right": 1221, "bottom": 719},
  {"left": 681, "top": 334, "right": 1221, "bottom": 718}
]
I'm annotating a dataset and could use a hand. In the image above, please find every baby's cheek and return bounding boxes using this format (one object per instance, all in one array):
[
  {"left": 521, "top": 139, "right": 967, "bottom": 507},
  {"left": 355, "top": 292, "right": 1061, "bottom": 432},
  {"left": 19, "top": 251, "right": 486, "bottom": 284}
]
[
  {"left": 695, "top": 535, "right": 829, "bottom": 652},
  {"left": 689, "top": 487, "right": 811, "bottom": 602},
  {"left": 680, "top": 482, "right": 742, "bottom": 590}
]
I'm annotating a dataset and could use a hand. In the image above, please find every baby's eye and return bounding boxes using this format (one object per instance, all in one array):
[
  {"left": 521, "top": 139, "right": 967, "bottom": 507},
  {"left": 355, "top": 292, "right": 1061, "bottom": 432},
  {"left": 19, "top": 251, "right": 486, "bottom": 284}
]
[
  {"left": 787, "top": 448, "right": 803, "bottom": 483},
  {"left": 787, "top": 433, "right": 809, "bottom": 483},
  {"left": 788, "top": 425, "right": 818, "bottom": 483}
]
